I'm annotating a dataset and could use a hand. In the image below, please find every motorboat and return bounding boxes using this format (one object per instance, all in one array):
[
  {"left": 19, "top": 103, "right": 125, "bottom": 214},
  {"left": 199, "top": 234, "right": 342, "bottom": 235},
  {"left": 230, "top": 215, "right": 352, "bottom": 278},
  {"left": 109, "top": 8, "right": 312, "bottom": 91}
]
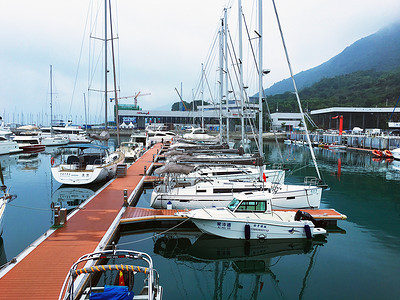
[
  {"left": 150, "top": 178, "right": 322, "bottom": 210},
  {"left": 13, "top": 130, "right": 45, "bottom": 153},
  {"left": 146, "top": 129, "right": 176, "bottom": 148},
  {"left": 182, "top": 127, "right": 219, "bottom": 143},
  {"left": 59, "top": 248, "right": 163, "bottom": 300},
  {"left": 117, "top": 141, "right": 142, "bottom": 161},
  {"left": 41, "top": 135, "right": 69, "bottom": 146},
  {"left": 51, "top": 143, "right": 125, "bottom": 185},
  {"left": 41, "top": 121, "right": 90, "bottom": 144},
  {"left": 184, "top": 193, "right": 326, "bottom": 240},
  {"left": 0, "top": 136, "right": 21, "bottom": 155}
]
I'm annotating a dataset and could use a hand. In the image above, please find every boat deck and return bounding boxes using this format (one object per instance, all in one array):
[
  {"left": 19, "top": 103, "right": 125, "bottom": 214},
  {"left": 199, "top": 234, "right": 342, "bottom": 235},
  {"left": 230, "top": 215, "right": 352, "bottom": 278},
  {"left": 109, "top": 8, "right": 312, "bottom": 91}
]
[{"left": 0, "top": 144, "right": 163, "bottom": 300}]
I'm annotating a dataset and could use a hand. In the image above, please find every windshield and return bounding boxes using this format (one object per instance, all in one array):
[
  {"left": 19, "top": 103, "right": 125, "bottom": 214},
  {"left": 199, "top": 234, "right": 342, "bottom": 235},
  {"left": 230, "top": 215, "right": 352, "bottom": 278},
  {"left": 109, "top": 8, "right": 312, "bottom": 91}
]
[{"left": 227, "top": 198, "right": 240, "bottom": 211}]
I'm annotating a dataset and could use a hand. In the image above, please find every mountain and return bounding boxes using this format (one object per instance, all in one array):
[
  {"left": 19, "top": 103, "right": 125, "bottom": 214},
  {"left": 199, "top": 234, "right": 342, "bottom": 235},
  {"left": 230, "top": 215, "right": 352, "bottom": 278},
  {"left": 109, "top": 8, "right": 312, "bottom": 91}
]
[{"left": 265, "top": 22, "right": 400, "bottom": 95}]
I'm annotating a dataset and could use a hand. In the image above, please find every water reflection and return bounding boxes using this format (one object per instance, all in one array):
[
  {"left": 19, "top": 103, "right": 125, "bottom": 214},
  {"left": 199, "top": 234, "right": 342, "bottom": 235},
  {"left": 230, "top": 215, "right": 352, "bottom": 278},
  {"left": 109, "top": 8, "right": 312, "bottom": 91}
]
[
  {"left": 17, "top": 153, "right": 40, "bottom": 171},
  {"left": 150, "top": 231, "right": 327, "bottom": 300},
  {"left": 51, "top": 185, "right": 99, "bottom": 211},
  {"left": 0, "top": 238, "right": 6, "bottom": 267}
]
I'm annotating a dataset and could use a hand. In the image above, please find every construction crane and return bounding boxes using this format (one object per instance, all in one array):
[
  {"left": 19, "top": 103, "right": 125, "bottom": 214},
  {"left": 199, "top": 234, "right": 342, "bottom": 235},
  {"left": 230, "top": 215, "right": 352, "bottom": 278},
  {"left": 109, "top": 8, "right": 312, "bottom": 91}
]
[{"left": 110, "top": 92, "right": 151, "bottom": 107}]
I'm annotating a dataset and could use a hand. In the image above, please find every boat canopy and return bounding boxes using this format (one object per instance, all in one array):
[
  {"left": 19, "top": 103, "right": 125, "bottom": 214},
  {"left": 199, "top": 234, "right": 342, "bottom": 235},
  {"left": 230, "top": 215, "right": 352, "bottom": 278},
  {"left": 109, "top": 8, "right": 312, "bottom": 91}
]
[{"left": 60, "top": 143, "right": 109, "bottom": 150}]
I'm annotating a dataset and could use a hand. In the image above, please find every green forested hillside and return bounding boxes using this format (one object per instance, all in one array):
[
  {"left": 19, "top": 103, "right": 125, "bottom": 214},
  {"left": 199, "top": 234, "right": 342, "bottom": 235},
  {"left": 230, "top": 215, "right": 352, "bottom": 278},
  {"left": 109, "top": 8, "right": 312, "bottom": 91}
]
[
  {"left": 265, "top": 68, "right": 400, "bottom": 113},
  {"left": 265, "top": 23, "right": 400, "bottom": 95}
]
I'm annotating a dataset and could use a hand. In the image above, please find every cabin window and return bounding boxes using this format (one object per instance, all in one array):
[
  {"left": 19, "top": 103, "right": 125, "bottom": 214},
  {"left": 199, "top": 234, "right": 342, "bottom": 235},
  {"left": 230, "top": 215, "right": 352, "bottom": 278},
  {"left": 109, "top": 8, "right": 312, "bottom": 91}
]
[
  {"left": 236, "top": 201, "right": 266, "bottom": 212},
  {"left": 228, "top": 198, "right": 240, "bottom": 211}
]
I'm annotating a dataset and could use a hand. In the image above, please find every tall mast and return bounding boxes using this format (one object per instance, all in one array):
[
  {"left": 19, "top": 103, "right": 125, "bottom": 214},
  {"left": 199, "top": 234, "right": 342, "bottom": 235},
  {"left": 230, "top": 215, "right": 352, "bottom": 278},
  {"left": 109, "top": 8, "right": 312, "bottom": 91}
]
[
  {"left": 238, "top": 0, "right": 245, "bottom": 146},
  {"left": 104, "top": 0, "right": 108, "bottom": 130},
  {"left": 219, "top": 18, "right": 224, "bottom": 142},
  {"left": 201, "top": 63, "right": 204, "bottom": 129},
  {"left": 224, "top": 8, "right": 229, "bottom": 144},
  {"left": 258, "top": 0, "right": 263, "bottom": 159},
  {"left": 50, "top": 65, "right": 53, "bottom": 136},
  {"left": 109, "top": 0, "right": 120, "bottom": 145}
]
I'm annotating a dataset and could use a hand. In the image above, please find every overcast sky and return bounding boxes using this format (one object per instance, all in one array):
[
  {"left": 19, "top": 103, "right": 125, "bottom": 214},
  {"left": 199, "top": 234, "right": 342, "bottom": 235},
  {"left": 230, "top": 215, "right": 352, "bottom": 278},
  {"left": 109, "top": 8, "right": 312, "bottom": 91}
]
[{"left": 1, "top": 0, "right": 400, "bottom": 125}]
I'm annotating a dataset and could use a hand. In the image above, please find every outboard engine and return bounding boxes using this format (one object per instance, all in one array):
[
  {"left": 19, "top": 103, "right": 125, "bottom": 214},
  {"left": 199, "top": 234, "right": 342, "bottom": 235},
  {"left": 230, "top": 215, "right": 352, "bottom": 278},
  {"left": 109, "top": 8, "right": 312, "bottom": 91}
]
[{"left": 294, "top": 210, "right": 317, "bottom": 225}]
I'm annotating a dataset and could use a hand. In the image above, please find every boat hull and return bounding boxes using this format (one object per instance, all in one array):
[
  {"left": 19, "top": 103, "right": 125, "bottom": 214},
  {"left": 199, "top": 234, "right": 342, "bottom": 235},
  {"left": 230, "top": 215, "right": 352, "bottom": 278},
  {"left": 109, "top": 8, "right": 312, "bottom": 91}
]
[
  {"left": 21, "top": 145, "right": 45, "bottom": 153},
  {"left": 190, "top": 214, "right": 324, "bottom": 240},
  {"left": 151, "top": 185, "right": 321, "bottom": 210}
]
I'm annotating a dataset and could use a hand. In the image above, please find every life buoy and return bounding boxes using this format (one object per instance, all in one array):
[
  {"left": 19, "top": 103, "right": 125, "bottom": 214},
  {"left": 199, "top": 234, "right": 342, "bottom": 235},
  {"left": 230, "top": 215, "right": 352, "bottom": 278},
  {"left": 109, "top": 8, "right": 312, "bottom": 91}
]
[
  {"left": 383, "top": 150, "right": 393, "bottom": 158},
  {"left": 51, "top": 157, "right": 55, "bottom": 166}
]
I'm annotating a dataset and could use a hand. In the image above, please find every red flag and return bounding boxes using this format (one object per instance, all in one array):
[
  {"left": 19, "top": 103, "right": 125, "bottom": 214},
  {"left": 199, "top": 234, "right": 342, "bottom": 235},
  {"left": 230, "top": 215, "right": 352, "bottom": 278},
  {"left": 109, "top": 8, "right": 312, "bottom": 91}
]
[
  {"left": 262, "top": 173, "right": 266, "bottom": 182},
  {"left": 118, "top": 271, "right": 125, "bottom": 286}
]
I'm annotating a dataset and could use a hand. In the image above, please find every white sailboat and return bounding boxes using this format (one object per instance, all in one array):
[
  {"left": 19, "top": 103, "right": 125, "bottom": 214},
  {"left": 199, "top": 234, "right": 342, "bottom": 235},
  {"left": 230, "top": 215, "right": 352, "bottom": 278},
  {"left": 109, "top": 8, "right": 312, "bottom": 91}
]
[
  {"left": 184, "top": 192, "right": 326, "bottom": 240},
  {"left": 51, "top": 143, "right": 124, "bottom": 185},
  {"left": 41, "top": 65, "right": 69, "bottom": 147},
  {"left": 150, "top": 178, "right": 321, "bottom": 210}
]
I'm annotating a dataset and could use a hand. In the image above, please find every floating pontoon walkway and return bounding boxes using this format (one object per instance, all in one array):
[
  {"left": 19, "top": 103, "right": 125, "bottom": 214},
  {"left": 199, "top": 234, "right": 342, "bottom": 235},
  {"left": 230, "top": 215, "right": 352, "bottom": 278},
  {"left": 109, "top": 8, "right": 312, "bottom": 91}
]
[
  {"left": 0, "top": 144, "right": 163, "bottom": 300},
  {"left": 120, "top": 207, "right": 347, "bottom": 227}
]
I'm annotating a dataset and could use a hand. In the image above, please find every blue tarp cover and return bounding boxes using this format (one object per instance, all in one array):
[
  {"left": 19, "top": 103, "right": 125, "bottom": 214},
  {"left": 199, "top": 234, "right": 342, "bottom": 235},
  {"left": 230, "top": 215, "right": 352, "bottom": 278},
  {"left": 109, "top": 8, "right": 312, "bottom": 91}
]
[{"left": 90, "top": 285, "right": 134, "bottom": 300}]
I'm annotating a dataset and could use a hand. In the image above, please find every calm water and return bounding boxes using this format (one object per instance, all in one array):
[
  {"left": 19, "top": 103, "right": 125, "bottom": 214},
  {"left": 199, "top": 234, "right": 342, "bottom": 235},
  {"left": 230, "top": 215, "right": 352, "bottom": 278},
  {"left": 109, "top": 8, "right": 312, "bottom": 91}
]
[{"left": 1, "top": 141, "right": 400, "bottom": 299}]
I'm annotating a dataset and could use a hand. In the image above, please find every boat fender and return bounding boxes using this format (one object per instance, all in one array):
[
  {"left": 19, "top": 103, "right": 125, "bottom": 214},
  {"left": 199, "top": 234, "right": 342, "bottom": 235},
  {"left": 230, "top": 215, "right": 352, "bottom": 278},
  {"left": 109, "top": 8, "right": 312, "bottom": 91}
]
[
  {"left": 51, "top": 157, "right": 55, "bottom": 166},
  {"left": 304, "top": 224, "right": 312, "bottom": 239},
  {"left": 244, "top": 224, "right": 251, "bottom": 240}
]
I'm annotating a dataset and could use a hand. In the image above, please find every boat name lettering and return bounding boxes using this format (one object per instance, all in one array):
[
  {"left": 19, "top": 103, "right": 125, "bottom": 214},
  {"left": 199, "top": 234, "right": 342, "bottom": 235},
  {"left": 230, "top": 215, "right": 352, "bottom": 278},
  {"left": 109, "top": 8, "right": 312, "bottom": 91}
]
[{"left": 217, "top": 222, "right": 231, "bottom": 230}]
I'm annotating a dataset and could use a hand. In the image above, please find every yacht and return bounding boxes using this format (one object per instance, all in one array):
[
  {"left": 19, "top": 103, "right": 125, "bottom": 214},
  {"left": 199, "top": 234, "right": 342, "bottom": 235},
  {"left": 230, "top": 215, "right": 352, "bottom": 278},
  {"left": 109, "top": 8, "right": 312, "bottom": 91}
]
[
  {"left": 150, "top": 178, "right": 322, "bottom": 210},
  {"left": 51, "top": 143, "right": 125, "bottom": 185},
  {"left": 0, "top": 136, "right": 21, "bottom": 155},
  {"left": 182, "top": 127, "right": 219, "bottom": 143},
  {"left": 184, "top": 192, "right": 326, "bottom": 240}
]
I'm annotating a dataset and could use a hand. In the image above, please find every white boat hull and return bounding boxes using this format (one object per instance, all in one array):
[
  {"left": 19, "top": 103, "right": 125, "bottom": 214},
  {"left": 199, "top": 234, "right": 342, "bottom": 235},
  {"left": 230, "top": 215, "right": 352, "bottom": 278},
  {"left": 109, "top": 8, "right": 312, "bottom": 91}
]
[
  {"left": 0, "top": 140, "right": 21, "bottom": 155},
  {"left": 151, "top": 184, "right": 321, "bottom": 210},
  {"left": 188, "top": 209, "right": 326, "bottom": 240},
  {"left": 392, "top": 148, "right": 400, "bottom": 160}
]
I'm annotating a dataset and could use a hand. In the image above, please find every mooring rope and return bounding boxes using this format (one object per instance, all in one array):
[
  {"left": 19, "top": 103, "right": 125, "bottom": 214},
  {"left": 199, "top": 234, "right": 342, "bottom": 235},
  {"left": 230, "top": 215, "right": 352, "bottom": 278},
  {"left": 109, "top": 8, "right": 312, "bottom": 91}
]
[{"left": 111, "top": 216, "right": 192, "bottom": 248}]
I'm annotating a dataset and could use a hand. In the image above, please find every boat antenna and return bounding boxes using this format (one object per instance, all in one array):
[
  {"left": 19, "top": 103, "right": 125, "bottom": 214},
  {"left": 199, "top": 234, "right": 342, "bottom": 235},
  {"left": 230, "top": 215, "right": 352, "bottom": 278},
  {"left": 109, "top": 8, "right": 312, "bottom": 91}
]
[{"left": 271, "top": 0, "right": 322, "bottom": 181}]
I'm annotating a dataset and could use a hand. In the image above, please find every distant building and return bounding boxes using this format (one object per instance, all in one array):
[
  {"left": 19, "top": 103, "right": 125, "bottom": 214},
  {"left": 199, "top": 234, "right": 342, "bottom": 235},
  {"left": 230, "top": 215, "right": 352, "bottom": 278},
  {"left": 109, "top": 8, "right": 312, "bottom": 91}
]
[
  {"left": 269, "top": 113, "right": 303, "bottom": 131},
  {"left": 310, "top": 107, "right": 400, "bottom": 130}
]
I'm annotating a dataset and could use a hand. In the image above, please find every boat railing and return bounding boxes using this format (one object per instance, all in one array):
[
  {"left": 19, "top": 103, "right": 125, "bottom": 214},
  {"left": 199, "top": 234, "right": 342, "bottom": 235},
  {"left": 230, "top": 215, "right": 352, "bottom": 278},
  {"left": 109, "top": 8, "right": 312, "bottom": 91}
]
[
  {"left": 59, "top": 249, "right": 158, "bottom": 300},
  {"left": 304, "top": 176, "right": 319, "bottom": 186}
]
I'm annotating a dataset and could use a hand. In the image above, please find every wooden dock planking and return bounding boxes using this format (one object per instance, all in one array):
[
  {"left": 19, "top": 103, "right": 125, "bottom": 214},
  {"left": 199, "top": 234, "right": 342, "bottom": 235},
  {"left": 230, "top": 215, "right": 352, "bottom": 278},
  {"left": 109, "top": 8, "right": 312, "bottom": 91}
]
[{"left": 0, "top": 144, "right": 163, "bottom": 300}]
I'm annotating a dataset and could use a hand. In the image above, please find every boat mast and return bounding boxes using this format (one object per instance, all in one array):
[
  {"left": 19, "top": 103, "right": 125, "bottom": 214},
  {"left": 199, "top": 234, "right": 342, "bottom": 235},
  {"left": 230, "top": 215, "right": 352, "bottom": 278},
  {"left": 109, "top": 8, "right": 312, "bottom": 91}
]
[
  {"left": 219, "top": 18, "right": 224, "bottom": 142},
  {"left": 258, "top": 0, "right": 263, "bottom": 159},
  {"left": 201, "top": 63, "right": 204, "bottom": 129},
  {"left": 50, "top": 65, "right": 53, "bottom": 136},
  {"left": 108, "top": 0, "right": 120, "bottom": 146},
  {"left": 224, "top": 8, "right": 229, "bottom": 144},
  {"left": 238, "top": 0, "right": 245, "bottom": 147},
  {"left": 104, "top": 0, "right": 108, "bottom": 130},
  {"left": 258, "top": 0, "right": 263, "bottom": 181}
]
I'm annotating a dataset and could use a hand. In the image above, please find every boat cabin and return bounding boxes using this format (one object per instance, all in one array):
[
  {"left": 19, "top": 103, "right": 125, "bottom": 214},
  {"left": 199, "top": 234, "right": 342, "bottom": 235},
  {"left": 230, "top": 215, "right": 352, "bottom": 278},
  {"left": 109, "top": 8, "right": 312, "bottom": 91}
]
[{"left": 228, "top": 192, "right": 272, "bottom": 213}]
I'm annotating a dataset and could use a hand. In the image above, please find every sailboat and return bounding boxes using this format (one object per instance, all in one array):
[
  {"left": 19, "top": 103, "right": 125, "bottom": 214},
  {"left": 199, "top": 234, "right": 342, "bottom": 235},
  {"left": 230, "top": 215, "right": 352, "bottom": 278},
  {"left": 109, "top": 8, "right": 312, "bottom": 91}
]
[
  {"left": 41, "top": 65, "right": 69, "bottom": 146},
  {"left": 51, "top": 0, "right": 124, "bottom": 186},
  {"left": 0, "top": 163, "right": 17, "bottom": 236}
]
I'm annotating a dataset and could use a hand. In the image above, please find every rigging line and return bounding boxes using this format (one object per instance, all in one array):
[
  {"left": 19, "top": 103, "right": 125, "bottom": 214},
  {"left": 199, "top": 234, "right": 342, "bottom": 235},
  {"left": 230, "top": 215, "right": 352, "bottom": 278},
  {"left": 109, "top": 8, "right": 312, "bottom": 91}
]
[
  {"left": 271, "top": 0, "right": 323, "bottom": 182},
  {"left": 227, "top": 30, "right": 241, "bottom": 96},
  {"left": 7, "top": 203, "right": 52, "bottom": 211},
  {"left": 115, "top": 217, "right": 192, "bottom": 247},
  {"left": 69, "top": 0, "right": 92, "bottom": 115}
]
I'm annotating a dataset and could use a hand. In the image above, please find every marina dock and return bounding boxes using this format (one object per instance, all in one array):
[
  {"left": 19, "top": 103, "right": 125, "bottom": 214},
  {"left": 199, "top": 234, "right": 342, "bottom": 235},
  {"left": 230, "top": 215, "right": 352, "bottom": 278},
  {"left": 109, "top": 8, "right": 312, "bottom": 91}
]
[
  {"left": 0, "top": 142, "right": 348, "bottom": 299},
  {"left": 0, "top": 144, "right": 163, "bottom": 299}
]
